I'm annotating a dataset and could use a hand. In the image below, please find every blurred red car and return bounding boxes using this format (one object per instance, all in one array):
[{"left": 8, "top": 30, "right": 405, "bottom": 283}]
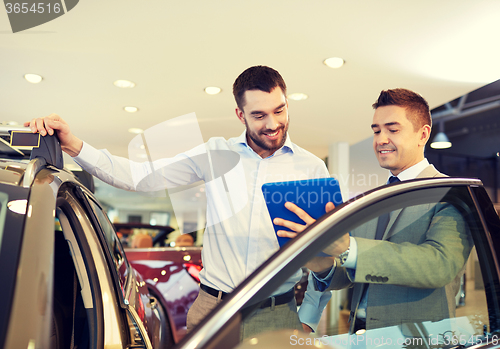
[{"left": 115, "top": 223, "right": 202, "bottom": 346}]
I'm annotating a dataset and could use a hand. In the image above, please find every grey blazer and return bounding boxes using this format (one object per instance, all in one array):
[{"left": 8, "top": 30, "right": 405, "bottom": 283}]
[{"left": 327, "top": 165, "right": 474, "bottom": 331}]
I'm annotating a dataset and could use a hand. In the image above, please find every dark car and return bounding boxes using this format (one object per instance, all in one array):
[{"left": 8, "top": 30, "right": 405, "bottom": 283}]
[
  {"left": 176, "top": 177, "right": 500, "bottom": 348},
  {"left": 0, "top": 128, "right": 168, "bottom": 349},
  {"left": 113, "top": 222, "right": 203, "bottom": 345}
]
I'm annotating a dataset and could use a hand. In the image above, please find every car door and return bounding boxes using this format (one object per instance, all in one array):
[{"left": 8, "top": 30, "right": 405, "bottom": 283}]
[
  {"left": 176, "top": 178, "right": 500, "bottom": 349},
  {"left": 78, "top": 186, "right": 165, "bottom": 348},
  {"left": 54, "top": 182, "right": 159, "bottom": 348},
  {"left": 1, "top": 182, "right": 55, "bottom": 349}
]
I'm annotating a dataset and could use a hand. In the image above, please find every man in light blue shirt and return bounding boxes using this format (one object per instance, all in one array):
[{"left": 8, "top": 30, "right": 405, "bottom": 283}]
[{"left": 26, "top": 66, "right": 332, "bottom": 338}]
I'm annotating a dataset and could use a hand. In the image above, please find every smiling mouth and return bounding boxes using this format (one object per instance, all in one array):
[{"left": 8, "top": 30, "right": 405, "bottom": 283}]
[
  {"left": 264, "top": 129, "right": 280, "bottom": 139},
  {"left": 379, "top": 149, "right": 395, "bottom": 154}
]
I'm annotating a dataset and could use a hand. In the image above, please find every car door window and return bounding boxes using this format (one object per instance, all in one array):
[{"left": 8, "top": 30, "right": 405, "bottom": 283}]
[
  {"left": 54, "top": 191, "right": 108, "bottom": 348},
  {"left": 183, "top": 181, "right": 500, "bottom": 349},
  {"left": 85, "top": 195, "right": 129, "bottom": 295}
]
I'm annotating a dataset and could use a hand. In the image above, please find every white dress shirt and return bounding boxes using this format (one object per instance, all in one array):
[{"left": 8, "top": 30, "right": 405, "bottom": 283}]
[{"left": 73, "top": 130, "right": 331, "bottom": 329}]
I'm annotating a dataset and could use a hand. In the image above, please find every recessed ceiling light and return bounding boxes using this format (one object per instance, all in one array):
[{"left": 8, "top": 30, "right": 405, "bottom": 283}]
[
  {"left": 24, "top": 74, "right": 43, "bottom": 84},
  {"left": 128, "top": 128, "right": 144, "bottom": 134},
  {"left": 205, "top": 86, "right": 222, "bottom": 95},
  {"left": 323, "top": 57, "right": 345, "bottom": 69},
  {"left": 124, "top": 106, "right": 138, "bottom": 113},
  {"left": 114, "top": 80, "right": 136, "bottom": 88},
  {"left": 287, "top": 93, "right": 308, "bottom": 101}
]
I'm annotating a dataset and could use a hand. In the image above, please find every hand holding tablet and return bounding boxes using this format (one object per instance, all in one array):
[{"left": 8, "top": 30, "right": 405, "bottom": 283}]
[
  {"left": 262, "top": 177, "right": 343, "bottom": 248},
  {"left": 274, "top": 201, "right": 336, "bottom": 239}
]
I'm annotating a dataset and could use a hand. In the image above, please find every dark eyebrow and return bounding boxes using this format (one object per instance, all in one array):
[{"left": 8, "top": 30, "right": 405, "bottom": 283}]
[
  {"left": 371, "top": 121, "right": 400, "bottom": 129},
  {"left": 250, "top": 103, "right": 286, "bottom": 115},
  {"left": 250, "top": 110, "right": 265, "bottom": 115},
  {"left": 274, "top": 103, "right": 286, "bottom": 111}
]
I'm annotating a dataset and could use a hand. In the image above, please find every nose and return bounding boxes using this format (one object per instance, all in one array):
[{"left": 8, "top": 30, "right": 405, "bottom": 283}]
[
  {"left": 375, "top": 131, "right": 389, "bottom": 145},
  {"left": 266, "top": 115, "right": 279, "bottom": 130}
]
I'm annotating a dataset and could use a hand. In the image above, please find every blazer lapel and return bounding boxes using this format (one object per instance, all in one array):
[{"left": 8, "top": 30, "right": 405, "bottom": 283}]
[
  {"left": 384, "top": 208, "right": 403, "bottom": 239},
  {"left": 382, "top": 165, "right": 442, "bottom": 239}
]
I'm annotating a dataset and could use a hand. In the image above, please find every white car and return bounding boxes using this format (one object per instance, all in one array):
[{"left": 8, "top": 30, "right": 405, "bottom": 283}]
[{"left": 178, "top": 176, "right": 500, "bottom": 349}]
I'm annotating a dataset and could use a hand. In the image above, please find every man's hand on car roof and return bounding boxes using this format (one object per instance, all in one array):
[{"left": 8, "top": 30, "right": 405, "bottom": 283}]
[{"left": 24, "top": 114, "right": 84, "bottom": 157}]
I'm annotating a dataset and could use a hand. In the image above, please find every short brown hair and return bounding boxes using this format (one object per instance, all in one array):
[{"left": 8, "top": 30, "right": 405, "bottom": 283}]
[
  {"left": 233, "top": 66, "right": 287, "bottom": 110},
  {"left": 372, "top": 88, "right": 432, "bottom": 130}
]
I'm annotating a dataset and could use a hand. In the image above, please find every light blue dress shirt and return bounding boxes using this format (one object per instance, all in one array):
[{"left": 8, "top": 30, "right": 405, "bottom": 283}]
[{"left": 73, "top": 130, "right": 332, "bottom": 330}]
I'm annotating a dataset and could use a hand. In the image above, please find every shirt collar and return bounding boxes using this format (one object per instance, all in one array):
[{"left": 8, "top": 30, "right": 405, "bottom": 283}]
[
  {"left": 236, "top": 130, "right": 294, "bottom": 157},
  {"left": 390, "top": 158, "right": 429, "bottom": 182}
]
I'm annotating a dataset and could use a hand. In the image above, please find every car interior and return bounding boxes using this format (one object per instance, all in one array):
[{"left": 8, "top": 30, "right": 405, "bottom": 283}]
[
  {"left": 51, "top": 202, "right": 103, "bottom": 349},
  {"left": 52, "top": 225, "right": 91, "bottom": 349}
]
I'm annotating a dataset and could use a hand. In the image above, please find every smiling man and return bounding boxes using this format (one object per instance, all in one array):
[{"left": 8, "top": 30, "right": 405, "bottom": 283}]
[
  {"left": 235, "top": 85, "right": 289, "bottom": 158},
  {"left": 26, "top": 65, "right": 332, "bottom": 339},
  {"left": 371, "top": 91, "right": 431, "bottom": 176},
  {"left": 275, "top": 88, "right": 473, "bottom": 334}
]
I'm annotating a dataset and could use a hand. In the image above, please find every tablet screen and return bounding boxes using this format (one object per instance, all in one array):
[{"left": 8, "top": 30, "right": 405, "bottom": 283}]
[{"left": 262, "top": 177, "right": 343, "bottom": 248}]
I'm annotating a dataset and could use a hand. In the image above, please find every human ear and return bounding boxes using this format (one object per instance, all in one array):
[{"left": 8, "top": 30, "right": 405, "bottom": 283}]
[
  {"left": 419, "top": 124, "right": 432, "bottom": 146},
  {"left": 235, "top": 108, "right": 246, "bottom": 125}
]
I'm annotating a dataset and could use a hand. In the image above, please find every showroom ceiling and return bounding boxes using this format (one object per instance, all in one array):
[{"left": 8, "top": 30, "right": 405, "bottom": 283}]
[{"left": 2, "top": 0, "right": 499, "bottom": 211}]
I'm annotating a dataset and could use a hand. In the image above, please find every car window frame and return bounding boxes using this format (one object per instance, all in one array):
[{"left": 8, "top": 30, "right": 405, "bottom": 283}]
[{"left": 74, "top": 185, "right": 131, "bottom": 309}]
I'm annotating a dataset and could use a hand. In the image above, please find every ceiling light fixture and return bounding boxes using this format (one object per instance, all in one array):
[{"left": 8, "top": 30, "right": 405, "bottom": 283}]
[
  {"left": 205, "top": 86, "right": 221, "bottom": 95},
  {"left": 287, "top": 92, "right": 309, "bottom": 101},
  {"left": 128, "top": 128, "right": 144, "bottom": 134},
  {"left": 114, "top": 80, "right": 136, "bottom": 88},
  {"left": 430, "top": 122, "right": 452, "bottom": 149},
  {"left": 24, "top": 74, "right": 43, "bottom": 84},
  {"left": 323, "top": 57, "right": 345, "bottom": 69},
  {"left": 430, "top": 132, "right": 452, "bottom": 149},
  {"left": 124, "top": 106, "right": 138, "bottom": 113},
  {"left": 287, "top": 93, "right": 308, "bottom": 101}
]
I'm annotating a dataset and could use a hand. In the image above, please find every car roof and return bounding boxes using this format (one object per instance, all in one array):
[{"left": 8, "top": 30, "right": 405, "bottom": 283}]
[
  {"left": 0, "top": 159, "right": 29, "bottom": 187},
  {"left": 0, "top": 125, "right": 93, "bottom": 190},
  {"left": 0, "top": 126, "right": 33, "bottom": 159}
]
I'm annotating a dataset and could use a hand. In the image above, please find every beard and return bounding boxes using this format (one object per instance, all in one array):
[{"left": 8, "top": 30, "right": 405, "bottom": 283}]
[{"left": 244, "top": 118, "right": 289, "bottom": 155}]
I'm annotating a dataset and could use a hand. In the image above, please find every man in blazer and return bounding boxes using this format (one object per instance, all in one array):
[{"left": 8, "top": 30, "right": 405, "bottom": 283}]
[{"left": 275, "top": 88, "right": 473, "bottom": 332}]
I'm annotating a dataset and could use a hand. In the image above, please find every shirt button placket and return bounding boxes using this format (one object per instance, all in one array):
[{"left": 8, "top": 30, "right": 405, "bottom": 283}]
[{"left": 246, "top": 159, "right": 268, "bottom": 276}]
